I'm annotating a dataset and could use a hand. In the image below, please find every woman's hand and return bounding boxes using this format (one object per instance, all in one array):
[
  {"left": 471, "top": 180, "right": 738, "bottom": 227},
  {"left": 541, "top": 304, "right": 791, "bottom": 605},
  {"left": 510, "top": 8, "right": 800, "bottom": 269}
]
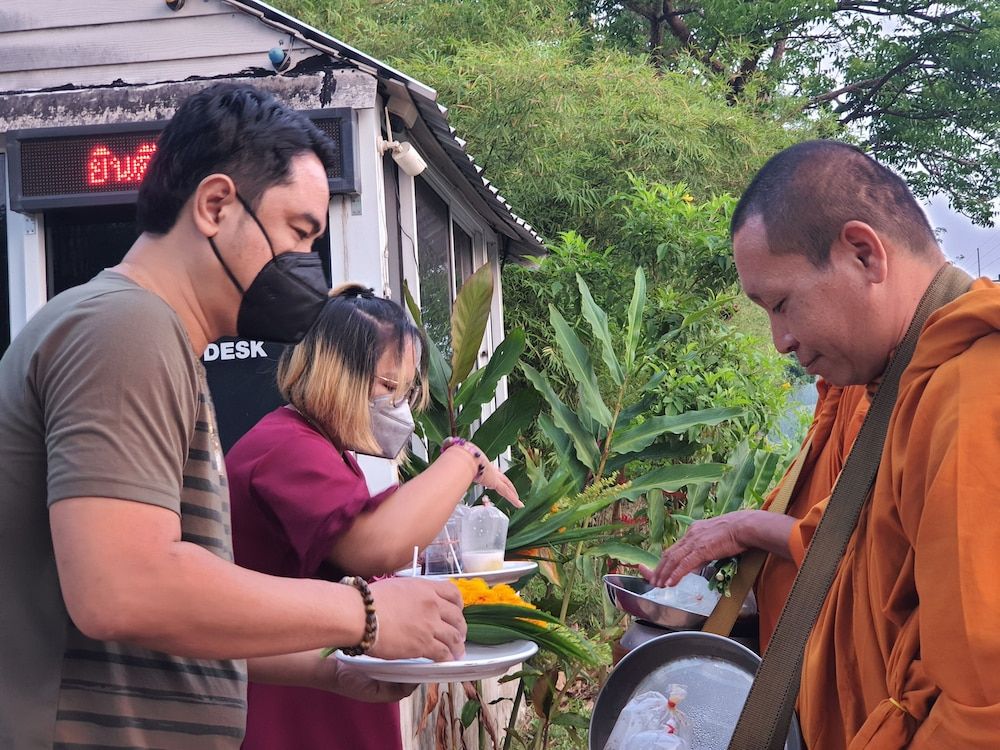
[
  {"left": 476, "top": 460, "right": 521, "bottom": 507},
  {"left": 444, "top": 438, "right": 522, "bottom": 508}
]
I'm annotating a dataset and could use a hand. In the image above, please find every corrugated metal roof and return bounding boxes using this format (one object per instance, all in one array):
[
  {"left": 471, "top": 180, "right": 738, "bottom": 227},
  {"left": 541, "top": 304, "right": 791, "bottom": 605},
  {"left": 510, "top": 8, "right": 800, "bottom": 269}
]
[{"left": 225, "top": 0, "right": 545, "bottom": 257}]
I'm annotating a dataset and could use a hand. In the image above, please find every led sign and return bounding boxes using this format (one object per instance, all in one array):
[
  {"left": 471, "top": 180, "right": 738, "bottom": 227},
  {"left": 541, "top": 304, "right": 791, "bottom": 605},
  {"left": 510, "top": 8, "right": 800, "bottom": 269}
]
[
  {"left": 7, "top": 108, "right": 356, "bottom": 213},
  {"left": 86, "top": 143, "right": 158, "bottom": 187}
]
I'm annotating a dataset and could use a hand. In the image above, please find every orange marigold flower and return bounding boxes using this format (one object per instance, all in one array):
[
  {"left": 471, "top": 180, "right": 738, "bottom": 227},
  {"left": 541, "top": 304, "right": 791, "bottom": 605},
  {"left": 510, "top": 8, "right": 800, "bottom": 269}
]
[{"left": 451, "top": 578, "right": 547, "bottom": 627}]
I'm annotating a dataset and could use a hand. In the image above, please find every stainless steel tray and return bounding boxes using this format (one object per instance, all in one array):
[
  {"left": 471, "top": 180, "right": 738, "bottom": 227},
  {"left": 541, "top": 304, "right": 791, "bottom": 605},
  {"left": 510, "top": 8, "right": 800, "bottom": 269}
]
[{"left": 589, "top": 630, "right": 803, "bottom": 750}]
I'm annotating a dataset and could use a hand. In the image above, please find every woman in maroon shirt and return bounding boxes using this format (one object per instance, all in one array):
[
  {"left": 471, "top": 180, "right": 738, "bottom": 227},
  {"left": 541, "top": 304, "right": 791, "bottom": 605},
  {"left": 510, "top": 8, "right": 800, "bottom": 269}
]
[{"left": 226, "top": 283, "right": 519, "bottom": 750}]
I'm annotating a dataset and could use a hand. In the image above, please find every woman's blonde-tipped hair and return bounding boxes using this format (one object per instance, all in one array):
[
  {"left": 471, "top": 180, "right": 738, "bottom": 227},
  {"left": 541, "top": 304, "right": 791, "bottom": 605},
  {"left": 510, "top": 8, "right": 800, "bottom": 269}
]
[{"left": 277, "top": 282, "right": 428, "bottom": 454}]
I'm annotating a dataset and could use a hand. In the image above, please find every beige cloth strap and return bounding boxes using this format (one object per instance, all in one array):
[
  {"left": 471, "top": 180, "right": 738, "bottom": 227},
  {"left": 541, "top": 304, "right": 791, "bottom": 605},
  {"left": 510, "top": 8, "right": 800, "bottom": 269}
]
[
  {"left": 701, "top": 436, "right": 813, "bottom": 637},
  {"left": 727, "top": 263, "right": 973, "bottom": 750}
]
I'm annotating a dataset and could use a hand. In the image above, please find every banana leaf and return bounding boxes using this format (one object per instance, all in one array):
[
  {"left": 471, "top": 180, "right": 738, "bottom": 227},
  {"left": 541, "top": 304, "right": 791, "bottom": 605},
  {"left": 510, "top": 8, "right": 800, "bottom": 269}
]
[{"left": 450, "top": 263, "right": 494, "bottom": 389}]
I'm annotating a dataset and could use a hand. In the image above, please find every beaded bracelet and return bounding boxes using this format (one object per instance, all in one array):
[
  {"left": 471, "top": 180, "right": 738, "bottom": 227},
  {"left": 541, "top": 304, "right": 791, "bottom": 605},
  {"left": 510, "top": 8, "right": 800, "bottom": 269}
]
[
  {"left": 339, "top": 576, "right": 379, "bottom": 656},
  {"left": 441, "top": 436, "right": 486, "bottom": 480}
]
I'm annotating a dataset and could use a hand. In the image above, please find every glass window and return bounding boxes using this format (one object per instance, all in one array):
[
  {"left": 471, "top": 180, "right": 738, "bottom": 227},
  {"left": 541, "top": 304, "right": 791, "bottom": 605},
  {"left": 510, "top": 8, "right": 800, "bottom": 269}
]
[
  {"left": 452, "top": 221, "right": 474, "bottom": 294},
  {"left": 414, "top": 176, "right": 453, "bottom": 357}
]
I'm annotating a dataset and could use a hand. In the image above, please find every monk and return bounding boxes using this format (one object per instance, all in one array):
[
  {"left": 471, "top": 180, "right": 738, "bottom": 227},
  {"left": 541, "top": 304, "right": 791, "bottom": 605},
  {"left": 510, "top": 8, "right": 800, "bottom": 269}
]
[
  {"left": 651, "top": 139, "right": 1000, "bottom": 747},
  {"left": 641, "top": 380, "right": 869, "bottom": 652}
]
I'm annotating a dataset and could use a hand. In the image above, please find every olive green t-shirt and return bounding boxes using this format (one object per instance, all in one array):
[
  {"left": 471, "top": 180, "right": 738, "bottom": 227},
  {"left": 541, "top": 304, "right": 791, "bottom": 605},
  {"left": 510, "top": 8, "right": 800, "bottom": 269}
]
[{"left": 0, "top": 270, "right": 247, "bottom": 748}]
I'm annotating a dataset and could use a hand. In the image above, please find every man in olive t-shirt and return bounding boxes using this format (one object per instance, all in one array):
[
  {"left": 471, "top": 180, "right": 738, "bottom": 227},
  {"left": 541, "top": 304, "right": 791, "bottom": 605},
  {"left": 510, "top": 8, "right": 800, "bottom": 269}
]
[
  {"left": 0, "top": 84, "right": 466, "bottom": 749},
  {"left": 0, "top": 271, "right": 247, "bottom": 747}
]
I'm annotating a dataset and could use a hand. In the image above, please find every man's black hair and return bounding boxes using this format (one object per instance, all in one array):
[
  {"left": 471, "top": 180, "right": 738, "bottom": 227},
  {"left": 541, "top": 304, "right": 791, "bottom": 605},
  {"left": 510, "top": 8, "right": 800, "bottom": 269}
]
[
  {"left": 136, "top": 83, "right": 338, "bottom": 234},
  {"left": 730, "top": 140, "right": 938, "bottom": 266}
]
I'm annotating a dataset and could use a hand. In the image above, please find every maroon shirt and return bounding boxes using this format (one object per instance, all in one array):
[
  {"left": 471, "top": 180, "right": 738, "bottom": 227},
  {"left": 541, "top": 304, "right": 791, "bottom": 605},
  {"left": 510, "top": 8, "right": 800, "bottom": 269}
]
[{"left": 227, "top": 406, "right": 400, "bottom": 750}]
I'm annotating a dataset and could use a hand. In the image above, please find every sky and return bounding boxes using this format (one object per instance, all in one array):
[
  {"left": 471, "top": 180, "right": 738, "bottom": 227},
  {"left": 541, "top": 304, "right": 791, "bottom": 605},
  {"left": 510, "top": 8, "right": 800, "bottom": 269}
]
[{"left": 924, "top": 196, "right": 1000, "bottom": 280}]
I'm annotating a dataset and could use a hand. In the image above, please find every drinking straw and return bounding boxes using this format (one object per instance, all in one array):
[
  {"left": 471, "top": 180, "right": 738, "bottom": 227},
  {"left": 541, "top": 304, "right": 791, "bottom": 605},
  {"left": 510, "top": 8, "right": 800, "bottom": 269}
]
[{"left": 411, "top": 545, "right": 419, "bottom": 577}]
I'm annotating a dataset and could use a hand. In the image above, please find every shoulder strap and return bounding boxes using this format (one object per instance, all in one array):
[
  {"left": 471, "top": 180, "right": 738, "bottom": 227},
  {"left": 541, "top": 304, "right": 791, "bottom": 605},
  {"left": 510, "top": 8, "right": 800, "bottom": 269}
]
[
  {"left": 727, "top": 264, "right": 972, "bottom": 750},
  {"left": 701, "top": 435, "right": 813, "bottom": 637}
]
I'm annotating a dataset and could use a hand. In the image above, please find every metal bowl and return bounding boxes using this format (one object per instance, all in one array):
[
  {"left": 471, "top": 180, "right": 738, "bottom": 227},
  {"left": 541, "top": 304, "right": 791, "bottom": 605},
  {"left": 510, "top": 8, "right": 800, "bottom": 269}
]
[
  {"left": 604, "top": 573, "right": 757, "bottom": 631},
  {"left": 604, "top": 574, "right": 709, "bottom": 629},
  {"left": 589, "top": 630, "right": 803, "bottom": 750}
]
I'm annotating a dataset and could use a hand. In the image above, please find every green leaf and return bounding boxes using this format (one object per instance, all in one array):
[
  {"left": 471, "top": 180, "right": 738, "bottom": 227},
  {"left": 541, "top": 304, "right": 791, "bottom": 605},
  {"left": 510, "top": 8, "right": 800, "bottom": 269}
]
[
  {"left": 648, "top": 489, "right": 665, "bottom": 544},
  {"left": 520, "top": 363, "right": 600, "bottom": 472},
  {"left": 612, "top": 407, "right": 743, "bottom": 454},
  {"left": 604, "top": 439, "right": 696, "bottom": 474},
  {"left": 464, "top": 605, "right": 599, "bottom": 665},
  {"left": 715, "top": 440, "right": 755, "bottom": 515},
  {"left": 537, "top": 413, "right": 588, "bottom": 487},
  {"left": 415, "top": 405, "right": 450, "bottom": 448},
  {"left": 620, "top": 462, "right": 728, "bottom": 500},
  {"left": 401, "top": 280, "right": 423, "bottom": 327},
  {"left": 507, "top": 523, "right": 623, "bottom": 552},
  {"left": 685, "top": 482, "right": 712, "bottom": 521},
  {"left": 453, "top": 368, "right": 486, "bottom": 411},
  {"left": 450, "top": 263, "right": 494, "bottom": 389},
  {"left": 576, "top": 274, "right": 624, "bottom": 386},
  {"left": 552, "top": 713, "right": 591, "bottom": 729},
  {"left": 471, "top": 388, "right": 541, "bottom": 460},
  {"left": 461, "top": 699, "right": 480, "bottom": 728},
  {"left": 585, "top": 541, "right": 659, "bottom": 568},
  {"left": 548, "top": 304, "right": 612, "bottom": 428},
  {"left": 625, "top": 267, "right": 646, "bottom": 368},
  {"left": 456, "top": 329, "right": 526, "bottom": 428}
]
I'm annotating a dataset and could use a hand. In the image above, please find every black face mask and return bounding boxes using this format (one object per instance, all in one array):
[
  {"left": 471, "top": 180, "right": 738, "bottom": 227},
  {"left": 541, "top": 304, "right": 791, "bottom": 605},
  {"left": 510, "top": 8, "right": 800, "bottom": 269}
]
[{"left": 208, "top": 193, "right": 329, "bottom": 344}]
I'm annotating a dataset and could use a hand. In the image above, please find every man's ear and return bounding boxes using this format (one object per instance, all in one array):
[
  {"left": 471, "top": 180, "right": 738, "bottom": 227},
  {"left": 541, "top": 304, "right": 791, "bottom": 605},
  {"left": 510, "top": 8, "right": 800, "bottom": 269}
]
[
  {"left": 837, "top": 220, "right": 888, "bottom": 284},
  {"left": 191, "top": 174, "right": 238, "bottom": 238}
]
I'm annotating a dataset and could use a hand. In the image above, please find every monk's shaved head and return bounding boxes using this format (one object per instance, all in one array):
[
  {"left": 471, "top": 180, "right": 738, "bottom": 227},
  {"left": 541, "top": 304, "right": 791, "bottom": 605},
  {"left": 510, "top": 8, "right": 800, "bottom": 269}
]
[{"left": 730, "top": 140, "right": 939, "bottom": 267}]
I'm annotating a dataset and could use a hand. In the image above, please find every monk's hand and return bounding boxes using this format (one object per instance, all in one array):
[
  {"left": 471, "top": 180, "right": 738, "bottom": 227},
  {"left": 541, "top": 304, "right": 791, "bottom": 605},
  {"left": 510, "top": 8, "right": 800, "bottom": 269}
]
[{"left": 639, "top": 510, "right": 755, "bottom": 588}]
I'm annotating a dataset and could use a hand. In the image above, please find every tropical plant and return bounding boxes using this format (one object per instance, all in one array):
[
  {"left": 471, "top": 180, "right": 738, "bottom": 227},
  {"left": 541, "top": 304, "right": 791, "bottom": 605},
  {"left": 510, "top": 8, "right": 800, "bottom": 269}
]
[
  {"left": 495, "top": 268, "right": 750, "bottom": 748},
  {"left": 403, "top": 263, "right": 541, "bottom": 470},
  {"left": 504, "top": 180, "right": 793, "bottom": 461}
]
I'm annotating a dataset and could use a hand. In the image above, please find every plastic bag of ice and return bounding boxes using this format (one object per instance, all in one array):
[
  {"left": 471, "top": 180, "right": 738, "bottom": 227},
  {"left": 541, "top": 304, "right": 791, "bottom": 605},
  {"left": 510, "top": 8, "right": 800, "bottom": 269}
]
[
  {"left": 604, "top": 686, "right": 690, "bottom": 750},
  {"left": 641, "top": 572, "right": 721, "bottom": 616}
]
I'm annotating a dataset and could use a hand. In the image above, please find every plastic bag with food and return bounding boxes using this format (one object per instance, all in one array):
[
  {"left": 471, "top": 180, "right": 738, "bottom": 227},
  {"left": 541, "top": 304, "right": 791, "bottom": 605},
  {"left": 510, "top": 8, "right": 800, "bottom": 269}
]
[{"left": 603, "top": 685, "right": 689, "bottom": 750}]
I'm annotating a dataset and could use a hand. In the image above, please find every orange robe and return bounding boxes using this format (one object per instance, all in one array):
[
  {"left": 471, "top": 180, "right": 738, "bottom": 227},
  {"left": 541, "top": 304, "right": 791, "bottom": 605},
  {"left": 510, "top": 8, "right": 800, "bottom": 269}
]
[
  {"left": 794, "top": 279, "right": 1000, "bottom": 748},
  {"left": 756, "top": 382, "right": 869, "bottom": 652}
]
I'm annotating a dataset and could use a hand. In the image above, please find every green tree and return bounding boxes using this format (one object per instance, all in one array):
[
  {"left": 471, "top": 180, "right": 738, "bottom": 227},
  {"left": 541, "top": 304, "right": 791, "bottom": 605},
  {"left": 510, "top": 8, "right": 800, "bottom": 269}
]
[{"left": 576, "top": 0, "right": 1000, "bottom": 223}]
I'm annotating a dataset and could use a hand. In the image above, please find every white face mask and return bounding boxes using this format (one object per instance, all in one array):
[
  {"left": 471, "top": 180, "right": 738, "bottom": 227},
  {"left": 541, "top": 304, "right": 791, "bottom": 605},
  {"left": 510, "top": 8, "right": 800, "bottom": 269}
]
[{"left": 366, "top": 395, "right": 415, "bottom": 459}]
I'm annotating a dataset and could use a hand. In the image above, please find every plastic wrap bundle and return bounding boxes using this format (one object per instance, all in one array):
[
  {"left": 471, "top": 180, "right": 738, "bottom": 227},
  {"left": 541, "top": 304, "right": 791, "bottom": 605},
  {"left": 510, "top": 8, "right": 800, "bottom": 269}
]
[
  {"left": 641, "top": 572, "right": 721, "bottom": 616},
  {"left": 603, "top": 685, "right": 689, "bottom": 750}
]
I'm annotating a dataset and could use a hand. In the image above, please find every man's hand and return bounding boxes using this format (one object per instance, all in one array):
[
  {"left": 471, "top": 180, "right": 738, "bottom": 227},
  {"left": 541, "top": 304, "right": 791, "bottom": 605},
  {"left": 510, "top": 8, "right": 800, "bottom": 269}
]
[
  {"left": 368, "top": 578, "right": 466, "bottom": 661},
  {"left": 248, "top": 650, "right": 416, "bottom": 701},
  {"left": 639, "top": 510, "right": 795, "bottom": 588},
  {"left": 326, "top": 662, "right": 416, "bottom": 702}
]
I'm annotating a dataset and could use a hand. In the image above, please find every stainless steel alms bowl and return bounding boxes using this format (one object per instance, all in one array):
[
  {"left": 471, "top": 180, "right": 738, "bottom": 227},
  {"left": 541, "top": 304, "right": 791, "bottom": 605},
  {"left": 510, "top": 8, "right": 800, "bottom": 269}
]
[
  {"left": 589, "top": 630, "right": 803, "bottom": 750},
  {"left": 603, "top": 573, "right": 709, "bottom": 629}
]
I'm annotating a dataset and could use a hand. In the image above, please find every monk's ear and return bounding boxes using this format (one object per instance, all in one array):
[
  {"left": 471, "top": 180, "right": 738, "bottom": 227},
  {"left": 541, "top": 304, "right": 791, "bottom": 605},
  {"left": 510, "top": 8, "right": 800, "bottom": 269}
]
[{"left": 837, "top": 220, "right": 887, "bottom": 284}]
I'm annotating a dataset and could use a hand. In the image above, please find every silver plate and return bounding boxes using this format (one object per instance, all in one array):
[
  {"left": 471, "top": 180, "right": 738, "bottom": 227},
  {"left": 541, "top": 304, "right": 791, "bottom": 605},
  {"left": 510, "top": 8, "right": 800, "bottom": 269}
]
[{"left": 589, "top": 631, "right": 802, "bottom": 750}]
